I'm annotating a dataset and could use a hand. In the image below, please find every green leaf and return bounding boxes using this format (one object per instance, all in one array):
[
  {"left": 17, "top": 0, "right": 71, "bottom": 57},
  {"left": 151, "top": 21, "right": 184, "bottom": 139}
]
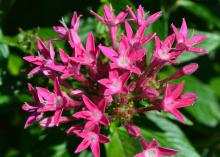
[
  {"left": 7, "top": 54, "right": 24, "bottom": 76},
  {"left": 142, "top": 112, "right": 201, "bottom": 157},
  {"left": 176, "top": 29, "right": 220, "bottom": 63},
  {"left": 0, "top": 95, "right": 10, "bottom": 106},
  {"left": 50, "top": 142, "right": 69, "bottom": 157},
  {"left": 105, "top": 123, "right": 141, "bottom": 157},
  {"left": 176, "top": 0, "right": 220, "bottom": 29},
  {"left": 78, "top": 150, "right": 93, "bottom": 157},
  {"left": 182, "top": 76, "right": 220, "bottom": 127},
  {"left": 209, "top": 77, "right": 220, "bottom": 99},
  {"left": 0, "top": 29, "right": 9, "bottom": 59},
  {"left": 107, "top": 0, "right": 136, "bottom": 14},
  {"left": 78, "top": 18, "right": 96, "bottom": 42}
]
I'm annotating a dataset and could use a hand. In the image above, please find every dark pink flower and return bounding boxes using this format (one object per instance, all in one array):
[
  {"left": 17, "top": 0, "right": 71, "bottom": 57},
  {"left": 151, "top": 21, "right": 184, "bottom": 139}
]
[
  {"left": 98, "top": 70, "right": 130, "bottom": 95},
  {"left": 37, "top": 77, "right": 82, "bottom": 126},
  {"left": 74, "top": 125, "right": 110, "bottom": 157},
  {"left": 53, "top": 12, "right": 81, "bottom": 39},
  {"left": 23, "top": 38, "right": 64, "bottom": 77},
  {"left": 99, "top": 37, "right": 146, "bottom": 74},
  {"left": 135, "top": 139, "right": 177, "bottom": 157},
  {"left": 171, "top": 18, "right": 208, "bottom": 54},
  {"left": 126, "top": 5, "right": 162, "bottom": 27},
  {"left": 73, "top": 95, "right": 109, "bottom": 128}
]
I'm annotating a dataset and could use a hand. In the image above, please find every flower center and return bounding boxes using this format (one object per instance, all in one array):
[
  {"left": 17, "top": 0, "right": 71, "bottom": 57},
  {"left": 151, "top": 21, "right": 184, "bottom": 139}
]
[
  {"left": 110, "top": 79, "right": 121, "bottom": 92},
  {"left": 118, "top": 57, "right": 129, "bottom": 67},
  {"left": 158, "top": 50, "right": 169, "bottom": 60},
  {"left": 144, "top": 148, "right": 158, "bottom": 157},
  {"left": 92, "top": 110, "right": 102, "bottom": 121},
  {"left": 90, "top": 133, "right": 98, "bottom": 141},
  {"left": 55, "top": 96, "right": 63, "bottom": 108}
]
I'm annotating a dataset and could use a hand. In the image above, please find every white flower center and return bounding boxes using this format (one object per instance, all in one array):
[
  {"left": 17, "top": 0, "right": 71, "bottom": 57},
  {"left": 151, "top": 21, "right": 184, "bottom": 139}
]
[
  {"left": 92, "top": 110, "right": 102, "bottom": 121},
  {"left": 117, "top": 57, "right": 129, "bottom": 67},
  {"left": 55, "top": 96, "right": 63, "bottom": 108},
  {"left": 158, "top": 50, "right": 169, "bottom": 60},
  {"left": 144, "top": 148, "right": 158, "bottom": 157},
  {"left": 90, "top": 133, "right": 98, "bottom": 141},
  {"left": 110, "top": 79, "right": 121, "bottom": 92}
]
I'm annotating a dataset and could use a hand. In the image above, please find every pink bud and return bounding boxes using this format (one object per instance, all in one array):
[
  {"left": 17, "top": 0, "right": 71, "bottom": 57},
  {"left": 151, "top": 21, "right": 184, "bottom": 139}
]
[
  {"left": 124, "top": 123, "right": 141, "bottom": 137},
  {"left": 182, "top": 63, "right": 198, "bottom": 75}
]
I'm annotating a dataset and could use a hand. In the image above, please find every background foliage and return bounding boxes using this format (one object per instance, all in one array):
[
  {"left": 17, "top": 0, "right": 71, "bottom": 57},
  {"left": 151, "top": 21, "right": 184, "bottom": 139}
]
[{"left": 0, "top": 0, "right": 220, "bottom": 157}]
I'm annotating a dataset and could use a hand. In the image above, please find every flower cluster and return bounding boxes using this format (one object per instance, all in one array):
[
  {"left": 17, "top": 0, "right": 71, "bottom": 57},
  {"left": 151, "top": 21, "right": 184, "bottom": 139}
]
[{"left": 22, "top": 5, "right": 207, "bottom": 157}]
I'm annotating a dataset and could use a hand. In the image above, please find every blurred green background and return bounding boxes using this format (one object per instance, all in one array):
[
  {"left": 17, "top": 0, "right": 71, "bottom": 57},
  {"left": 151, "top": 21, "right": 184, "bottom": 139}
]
[{"left": 0, "top": 0, "right": 220, "bottom": 157}]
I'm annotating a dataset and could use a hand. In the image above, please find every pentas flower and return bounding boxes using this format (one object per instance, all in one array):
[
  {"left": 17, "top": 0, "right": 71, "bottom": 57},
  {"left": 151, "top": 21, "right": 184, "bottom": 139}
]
[
  {"left": 37, "top": 77, "right": 82, "bottom": 126},
  {"left": 99, "top": 36, "right": 146, "bottom": 74},
  {"left": 158, "top": 82, "right": 198, "bottom": 123},
  {"left": 126, "top": 5, "right": 162, "bottom": 27},
  {"left": 71, "top": 32, "right": 99, "bottom": 66},
  {"left": 90, "top": 5, "right": 127, "bottom": 48},
  {"left": 125, "top": 21, "right": 156, "bottom": 49},
  {"left": 153, "top": 34, "right": 179, "bottom": 64},
  {"left": 22, "top": 83, "right": 43, "bottom": 128},
  {"left": 73, "top": 95, "right": 109, "bottom": 128},
  {"left": 74, "top": 125, "right": 110, "bottom": 157},
  {"left": 134, "top": 139, "right": 177, "bottom": 157},
  {"left": 53, "top": 12, "right": 81, "bottom": 39},
  {"left": 23, "top": 37, "right": 64, "bottom": 77},
  {"left": 171, "top": 18, "right": 208, "bottom": 54},
  {"left": 22, "top": 5, "right": 208, "bottom": 157},
  {"left": 98, "top": 70, "right": 130, "bottom": 95}
]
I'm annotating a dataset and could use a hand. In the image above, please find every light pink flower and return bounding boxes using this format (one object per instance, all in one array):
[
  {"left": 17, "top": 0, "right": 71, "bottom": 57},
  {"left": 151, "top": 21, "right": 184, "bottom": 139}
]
[
  {"left": 126, "top": 5, "right": 162, "bottom": 27},
  {"left": 159, "top": 82, "right": 198, "bottom": 123},
  {"left": 171, "top": 18, "right": 208, "bottom": 54},
  {"left": 74, "top": 125, "right": 110, "bottom": 157},
  {"left": 99, "top": 36, "right": 146, "bottom": 74},
  {"left": 73, "top": 95, "right": 109, "bottom": 128},
  {"left": 23, "top": 38, "right": 64, "bottom": 77},
  {"left": 134, "top": 139, "right": 177, "bottom": 157},
  {"left": 98, "top": 70, "right": 130, "bottom": 95}
]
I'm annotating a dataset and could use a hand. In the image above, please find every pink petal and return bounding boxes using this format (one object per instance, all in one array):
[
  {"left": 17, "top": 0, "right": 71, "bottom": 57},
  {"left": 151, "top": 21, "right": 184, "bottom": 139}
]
[
  {"left": 170, "top": 109, "right": 185, "bottom": 123},
  {"left": 36, "top": 37, "right": 49, "bottom": 58},
  {"left": 90, "top": 10, "right": 105, "bottom": 24},
  {"left": 120, "top": 72, "right": 130, "bottom": 84},
  {"left": 116, "top": 12, "right": 127, "bottom": 24},
  {"left": 141, "top": 33, "right": 156, "bottom": 45},
  {"left": 37, "top": 104, "right": 56, "bottom": 112},
  {"left": 23, "top": 56, "right": 42, "bottom": 65},
  {"left": 54, "top": 77, "right": 62, "bottom": 96},
  {"left": 98, "top": 99, "right": 106, "bottom": 113},
  {"left": 59, "top": 48, "right": 69, "bottom": 64},
  {"left": 171, "top": 82, "right": 184, "bottom": 99},
  {"left": 180, "top": 18, "right": 188, "bottom": 39},
  {"left": 49, "top": 42, "right": 55, "bottom": 60},
  {"left": 103, "top": 5, "right": 114, "bottom": 21},
  {"left": 68, "top": 29, "right": 82, "bottom": 49},
  {"left": 125, "top": 21, "right": 133, "bottom": 39},
  {"left": 86, "top": 32, "right": 95, "bottom": 53},
  {"left": 144, "top": 11, "right": 162, "bottom": 27},
  {"left": 24, "top": 112, "right": 43, "bottom": 128},
  {"left": 155, "top": 36, "right": 161, "bottom": 49},
  {"left": 75, "top": 138, "right": 91, "bottom": 153},
  {"left": 98, "top": 79, "right": 112, "bottom": 86},
  {"left": 98, "top": 134, "right": 111, "bottom": 143},
  {"left": 54, "top": 108, "right": 64, "bottom": 126},
  {"left": 90, "top": 140, "right": 100, "bottom": 157},
  {"left": 187, "top": 35, "right": 206, "bottom": 46},
  {"left": 187, "top": 47, "right": 208, "bottom": 54},
  {"left": 82, "top": 95, "right": 98, "bottom": 111},
  {"left": 36, "top": 87, "right": 53, "bottom": 102},
  {"left": 126, "top": 6, "right": 136, "bottom": 20},
  {"left": 171, "top": 24, "right": 180, "bottom": 41},
  {"left": 159, "top": 147, "right": 177, "bottom": 156},
  {"left": 100, "top": 115, "right": 109, "bottom": 126},
  {"left": 53, "top": 26, "right": 67, "bottom": 38},
  {"left": 98, "top": 45, "right": 118, "bottom": 61},
  {"left": 164, "top": 34, "right": 175, "bottom": 48},
  {"left": 28, "top": 66, "right": 41, "bottom": 77},
  {"left": 109, "top": 70, "right": 119, "bottom": 80},
  {"left": 73, "top": 111, "right": 91, "bottom": 119}
]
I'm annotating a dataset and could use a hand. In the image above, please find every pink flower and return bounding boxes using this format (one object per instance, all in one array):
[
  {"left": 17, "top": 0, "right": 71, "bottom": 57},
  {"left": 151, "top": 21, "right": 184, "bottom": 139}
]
[
  {"left": 135, "top": 139, "right": 177, "bottom": 157},
  {"left": 71, "top": 32, "right": 99, "bottom": 66},
  {"left": 23, "top": 37, "right": 64, "bottom": 77},
  {"left": 153, "top": 34, "right": 179, "bottom": 64},
  {"left": 158, "top": 82, "right": 198, "bottom": 123},
  {"left": 171, "top": 18, "right": 208, "bottom": 54},
  {"left": 99, "top": 36, "right": 146, "bottom": 74},
  {"left": 53, "top": 12, "right": 81, "bottom": 39},
  {"left": 74, "top": 125, "right": 110, "bottom": 157},
  {"left": 73, "top": 95, "right": 109, "bottom": 128},
  {"left": 125, "top": 21, "right": 156, "bottom": 49},
  {"left": 124, "top": 123, "right": 141, "bottom": 137},
  {"left": 91, "top": 5, "right": 127, "bottom": 49},
  {"left": 126, "top": 5, "right": 162, "bottom": 27},
  {"left": 22, "top": 84, "right": 44, "bottom": 128},
  {"left": 98, "top": 70, "right": 130, "bottom": 95},
  {"left": 37, "top": 77, "right": 82, "bottom": 126}
]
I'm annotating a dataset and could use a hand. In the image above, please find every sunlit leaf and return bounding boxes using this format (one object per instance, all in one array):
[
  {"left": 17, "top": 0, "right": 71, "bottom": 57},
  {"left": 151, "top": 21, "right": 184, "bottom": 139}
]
[{"left": 7, "top": 54, "right": 24, "bottom": 76}]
